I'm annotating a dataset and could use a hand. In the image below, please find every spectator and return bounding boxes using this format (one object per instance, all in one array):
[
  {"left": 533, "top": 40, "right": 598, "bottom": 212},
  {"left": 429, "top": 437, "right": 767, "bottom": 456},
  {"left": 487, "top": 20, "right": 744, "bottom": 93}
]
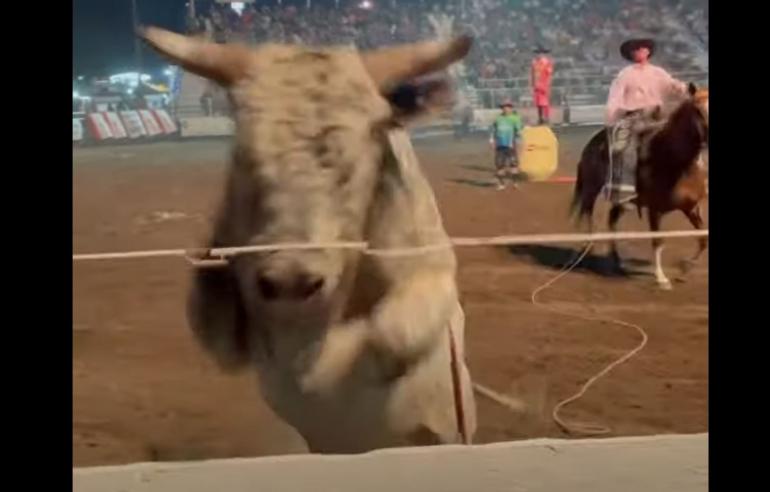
[{"left": 184, "top": 0, "right": 707, "bottom": 85}]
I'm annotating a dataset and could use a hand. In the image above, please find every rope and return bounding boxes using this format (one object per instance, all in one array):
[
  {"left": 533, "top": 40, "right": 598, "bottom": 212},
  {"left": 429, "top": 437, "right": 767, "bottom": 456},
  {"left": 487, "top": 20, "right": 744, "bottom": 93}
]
[
  {"left": 518, "top": 116, "right": 701, "bottom": 436},
  {"left": 73, "top": 224, "right": 697, "bottom": 437},
  {"left": 606, "top": 125, "right": 616, "bottom": 200},
  {"left": 72, "top": 229, "right": 708, "bottom": 263},
  {"left": 473, "top": 382, "right": 527, "bottom": 413},
  {"left": 447, "top": 324, "right": 471, "bottom": 445},
  {"left": 529, "top": 239, "right": 649, "bottom": 436},
  {"left": 519, "top": 126, "right": 642, "bottom": 436}
]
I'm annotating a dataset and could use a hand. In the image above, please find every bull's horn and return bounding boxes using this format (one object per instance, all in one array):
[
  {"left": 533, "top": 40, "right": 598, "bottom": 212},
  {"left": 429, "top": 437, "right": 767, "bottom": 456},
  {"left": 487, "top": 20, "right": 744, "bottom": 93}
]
[
  {"left": 138, "top": 26, "right": 253, "bottom": 86},
  {"left": 362, "top": 36, "right": 473, "bottom": 91}
]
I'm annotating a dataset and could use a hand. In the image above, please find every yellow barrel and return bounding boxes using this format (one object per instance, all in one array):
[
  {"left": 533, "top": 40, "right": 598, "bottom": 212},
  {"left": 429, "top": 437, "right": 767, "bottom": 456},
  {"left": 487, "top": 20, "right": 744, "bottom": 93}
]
[{"left": 519, "top": 125, "right": 558, "bottom": 181}]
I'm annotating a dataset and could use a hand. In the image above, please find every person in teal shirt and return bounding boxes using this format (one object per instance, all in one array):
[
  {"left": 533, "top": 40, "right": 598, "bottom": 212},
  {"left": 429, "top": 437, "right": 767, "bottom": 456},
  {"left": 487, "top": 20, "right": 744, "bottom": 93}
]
[{"left": 489, "top": 100, "right": 524, "bottom": 190}]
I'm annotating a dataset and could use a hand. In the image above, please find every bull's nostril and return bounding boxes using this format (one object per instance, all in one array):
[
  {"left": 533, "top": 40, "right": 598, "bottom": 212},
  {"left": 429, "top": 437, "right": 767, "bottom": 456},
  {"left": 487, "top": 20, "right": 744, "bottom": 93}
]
[
  {"left": 257, "top": 274, "right": 323, "bottom": 301},
  {"left": 298, "top": 277, "right": 325, "bottom": 299},
  {"left": 257, "top": 276, "right": 280, "bottom": 300}
]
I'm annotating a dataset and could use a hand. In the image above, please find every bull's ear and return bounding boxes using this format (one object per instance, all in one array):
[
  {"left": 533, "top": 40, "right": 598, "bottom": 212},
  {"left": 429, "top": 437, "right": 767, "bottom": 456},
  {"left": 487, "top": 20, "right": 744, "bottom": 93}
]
[
  {"left": 386, "top": 77, "right": 454, "bottom": 122},
  {"left": 362, "top": 36, "right": 472, "bottom": 93},
  {"left": 138, "top": 26, "right": 254, "bottom": 86},
  {"left": 688, "top": 82, "right": 698, "bottom": 96},
  {"left": 187, "top": 266, "right": 251, "bottom": 371}
]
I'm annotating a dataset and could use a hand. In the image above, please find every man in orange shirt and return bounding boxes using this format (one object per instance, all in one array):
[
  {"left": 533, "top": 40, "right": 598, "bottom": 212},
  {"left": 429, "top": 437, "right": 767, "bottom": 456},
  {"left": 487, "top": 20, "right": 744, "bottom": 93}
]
[{"left": 530, "top": 46, "right": 554, "bottom": 125}]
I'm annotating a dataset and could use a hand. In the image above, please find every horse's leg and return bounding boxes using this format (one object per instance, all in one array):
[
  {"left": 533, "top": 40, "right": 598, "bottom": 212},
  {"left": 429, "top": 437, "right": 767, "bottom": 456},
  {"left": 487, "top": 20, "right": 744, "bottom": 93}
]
[
  {"left": 678, "top": 205, "right": 707, "bottom": 280},
  {"left": 607, "top": 203, "right": 626, "bottom": 273},
  {"left": 648, "top": 209, "right": 672, "bottom": 290}
]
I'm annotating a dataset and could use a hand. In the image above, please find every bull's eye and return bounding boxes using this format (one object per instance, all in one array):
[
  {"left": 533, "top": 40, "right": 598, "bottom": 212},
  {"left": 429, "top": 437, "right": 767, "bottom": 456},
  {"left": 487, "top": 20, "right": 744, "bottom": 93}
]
[
  {"left": 257, "top": 276, "right": 280, "bottom": 300},
  {"left": 301, "top": 278, "right": 325, "bottom": 298}
]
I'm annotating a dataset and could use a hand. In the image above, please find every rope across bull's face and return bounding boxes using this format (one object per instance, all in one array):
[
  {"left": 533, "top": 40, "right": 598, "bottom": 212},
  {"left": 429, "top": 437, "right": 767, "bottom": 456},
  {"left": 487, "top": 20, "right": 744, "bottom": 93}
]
[{"left": 140, "top": 28, "right": 471, "bottom": 338}]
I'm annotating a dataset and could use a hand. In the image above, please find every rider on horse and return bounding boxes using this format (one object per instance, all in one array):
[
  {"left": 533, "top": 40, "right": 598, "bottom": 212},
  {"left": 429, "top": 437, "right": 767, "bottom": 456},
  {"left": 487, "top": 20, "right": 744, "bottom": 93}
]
[{"left": 605, "top": 38, "right": 687, "bottom": 206}]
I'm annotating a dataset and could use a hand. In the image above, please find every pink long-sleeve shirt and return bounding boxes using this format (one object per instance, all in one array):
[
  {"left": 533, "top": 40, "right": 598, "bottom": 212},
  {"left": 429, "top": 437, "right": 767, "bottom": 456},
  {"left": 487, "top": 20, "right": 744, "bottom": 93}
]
[{"left": 605, "top": 63, "right": 687, "bottom": 124}]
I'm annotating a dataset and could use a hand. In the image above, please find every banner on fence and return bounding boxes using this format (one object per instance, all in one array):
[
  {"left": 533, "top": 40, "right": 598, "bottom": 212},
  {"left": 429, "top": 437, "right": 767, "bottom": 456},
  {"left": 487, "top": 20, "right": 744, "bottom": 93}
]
[
  {"left": 473, "top": 108, "right": 565, "bottom": 128},
  {"left": 86, "top": 113, "right": 113, "bottom": 140},
  {"left": 473, "top": 109, "right": 502, "bottom": 128},
  {"left": 139, "top": 110, "right": 163, "bottom": 137},
  {"left": 103, "top": 112, "right": 129, "bottom": 139},
  {"left": 153, "top": 109, "right": 178, "bottom": 134},
  {"left": 73, "top": 119, "right": 83, "bottom": 142},
  {"left": 179, "top": 116, "right": 234, "bottom": 138},
  {"left": 119, "top": 111, "right": 148, "bottom": 139},
  {"left": 568, "top": 105, "right": 605, "bottom": 125}
]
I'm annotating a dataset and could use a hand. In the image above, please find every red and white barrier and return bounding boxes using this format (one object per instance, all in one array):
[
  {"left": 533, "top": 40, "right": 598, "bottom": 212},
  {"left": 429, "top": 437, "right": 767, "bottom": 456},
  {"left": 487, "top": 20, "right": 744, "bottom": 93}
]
[
  {"left": 119, "top": 110, "right": 148, "bottom": 139},
  {"left": 73, "top": 118, "right": 84, "bottom": 142},
  {"left": 153, "top": 109, "right": 178, "bottom": 134},
  {"left": 76, "top": 110, "right": 179, "bottom": 143},
  {"left": 103, "top": 112, "right": 128, "bottom": 139},
  {"left": 86, "top": 113, "right": 113, "bottom": 141},
  {"left": 139, "top": 110, "right": 163, "bottom": 137}
]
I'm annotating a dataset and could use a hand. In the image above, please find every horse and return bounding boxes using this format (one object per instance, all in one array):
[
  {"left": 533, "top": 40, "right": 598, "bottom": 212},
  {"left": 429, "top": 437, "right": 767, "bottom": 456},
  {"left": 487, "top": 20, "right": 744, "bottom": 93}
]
[{"left": 570, "top": 83, "right": 709, "bottom": 289}]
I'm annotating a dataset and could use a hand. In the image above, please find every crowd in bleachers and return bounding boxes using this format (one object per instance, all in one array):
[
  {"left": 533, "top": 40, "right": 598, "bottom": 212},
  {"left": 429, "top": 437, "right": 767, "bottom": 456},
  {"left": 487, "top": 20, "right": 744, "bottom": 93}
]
[{"left": 186, "top": 0, "right": 708, "bottom": 84}]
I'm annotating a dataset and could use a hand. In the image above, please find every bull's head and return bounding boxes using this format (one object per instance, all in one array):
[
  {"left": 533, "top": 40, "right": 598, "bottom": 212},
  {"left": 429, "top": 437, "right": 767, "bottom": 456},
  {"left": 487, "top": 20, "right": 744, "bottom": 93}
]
[{"left": 140, "top": 28, "right": 471, "bottom": 369}]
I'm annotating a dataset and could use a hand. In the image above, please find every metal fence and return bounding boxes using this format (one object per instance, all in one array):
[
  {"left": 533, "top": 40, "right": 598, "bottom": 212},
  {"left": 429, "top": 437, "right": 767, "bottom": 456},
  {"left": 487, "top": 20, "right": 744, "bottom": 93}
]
[
  {"left": 472, "top": 71, "right": 708, "bottom": 109},
  {"left": 146, "top": 70, "right": 708, "bottom": 121}
]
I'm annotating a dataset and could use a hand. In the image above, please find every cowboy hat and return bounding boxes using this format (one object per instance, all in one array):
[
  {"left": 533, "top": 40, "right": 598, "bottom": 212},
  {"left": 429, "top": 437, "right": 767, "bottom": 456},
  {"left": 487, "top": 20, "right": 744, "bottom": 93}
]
[
  {"left": 620, "top": 38, "right": 655, "bottom": 62},
  {"left": 533, "top": 45, "right": 551, "bottom": 54}
]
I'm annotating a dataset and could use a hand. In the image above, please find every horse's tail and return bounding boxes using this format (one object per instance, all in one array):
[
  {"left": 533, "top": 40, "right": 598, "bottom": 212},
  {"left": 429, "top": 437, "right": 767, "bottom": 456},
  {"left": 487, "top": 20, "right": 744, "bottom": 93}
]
[
  {"left": 569, "top": 128, "right": 607, "bottom": 226},
  {"left": 569, "top": 161, "right": 584, "bottom": 220},
  {"left": 569, "top": 157, "right": 593, "bottom": 227}
]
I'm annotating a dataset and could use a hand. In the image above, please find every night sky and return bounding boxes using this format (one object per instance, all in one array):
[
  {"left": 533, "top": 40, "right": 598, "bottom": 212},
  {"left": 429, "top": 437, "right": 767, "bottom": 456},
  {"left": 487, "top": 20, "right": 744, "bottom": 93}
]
[
  {"left": 73, "top": 0, "right": 186, "bottom": 78},
  {"left": 73, "top": 0, "right": 343, "bottom": 78}
]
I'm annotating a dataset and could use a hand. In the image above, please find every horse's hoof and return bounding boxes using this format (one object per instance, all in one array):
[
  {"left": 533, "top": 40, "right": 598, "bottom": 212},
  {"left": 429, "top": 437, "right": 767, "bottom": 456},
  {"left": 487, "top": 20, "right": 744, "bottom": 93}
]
[{"left": 657, "top": 279, "right": 673, "bottom": 291}]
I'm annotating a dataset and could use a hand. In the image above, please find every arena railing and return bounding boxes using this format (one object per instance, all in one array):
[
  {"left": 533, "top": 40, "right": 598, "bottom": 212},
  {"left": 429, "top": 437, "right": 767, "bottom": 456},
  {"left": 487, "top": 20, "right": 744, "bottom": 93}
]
[
  {"left": 472, "top": 71, "right": 708, "bottom": 109},
  {"left": 476, "top": 71, "right": 707, "bottom": 88}
]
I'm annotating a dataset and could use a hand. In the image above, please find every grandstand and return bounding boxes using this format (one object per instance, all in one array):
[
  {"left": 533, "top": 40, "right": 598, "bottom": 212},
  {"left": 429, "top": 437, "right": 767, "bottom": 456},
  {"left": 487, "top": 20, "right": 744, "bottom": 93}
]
[{"left": 172, "top": 0, "right": 707, "bottom": 116}]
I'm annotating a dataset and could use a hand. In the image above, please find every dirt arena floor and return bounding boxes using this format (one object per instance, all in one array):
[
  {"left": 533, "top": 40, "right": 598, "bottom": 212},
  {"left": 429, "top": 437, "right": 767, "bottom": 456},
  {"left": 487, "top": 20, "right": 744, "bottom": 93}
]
[{"left": 73, "top": 127, "right": 708, "bottom": 466}]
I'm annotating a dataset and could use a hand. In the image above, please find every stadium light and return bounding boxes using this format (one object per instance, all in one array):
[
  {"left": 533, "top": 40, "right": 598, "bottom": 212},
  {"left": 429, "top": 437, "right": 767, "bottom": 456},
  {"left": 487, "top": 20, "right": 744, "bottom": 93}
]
[
  {"left": 73, "top": 91, "right": 80, "bottom": 99},
  {"left": 360, "top": 0, "right": 373, "bottom": 9}
]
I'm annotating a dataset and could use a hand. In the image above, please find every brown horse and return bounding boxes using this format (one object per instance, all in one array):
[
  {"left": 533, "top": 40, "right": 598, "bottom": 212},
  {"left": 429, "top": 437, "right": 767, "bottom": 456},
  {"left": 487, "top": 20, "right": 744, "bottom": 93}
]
[{"left": 570, "top": 83, "right": 709, "bottom": 289}]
